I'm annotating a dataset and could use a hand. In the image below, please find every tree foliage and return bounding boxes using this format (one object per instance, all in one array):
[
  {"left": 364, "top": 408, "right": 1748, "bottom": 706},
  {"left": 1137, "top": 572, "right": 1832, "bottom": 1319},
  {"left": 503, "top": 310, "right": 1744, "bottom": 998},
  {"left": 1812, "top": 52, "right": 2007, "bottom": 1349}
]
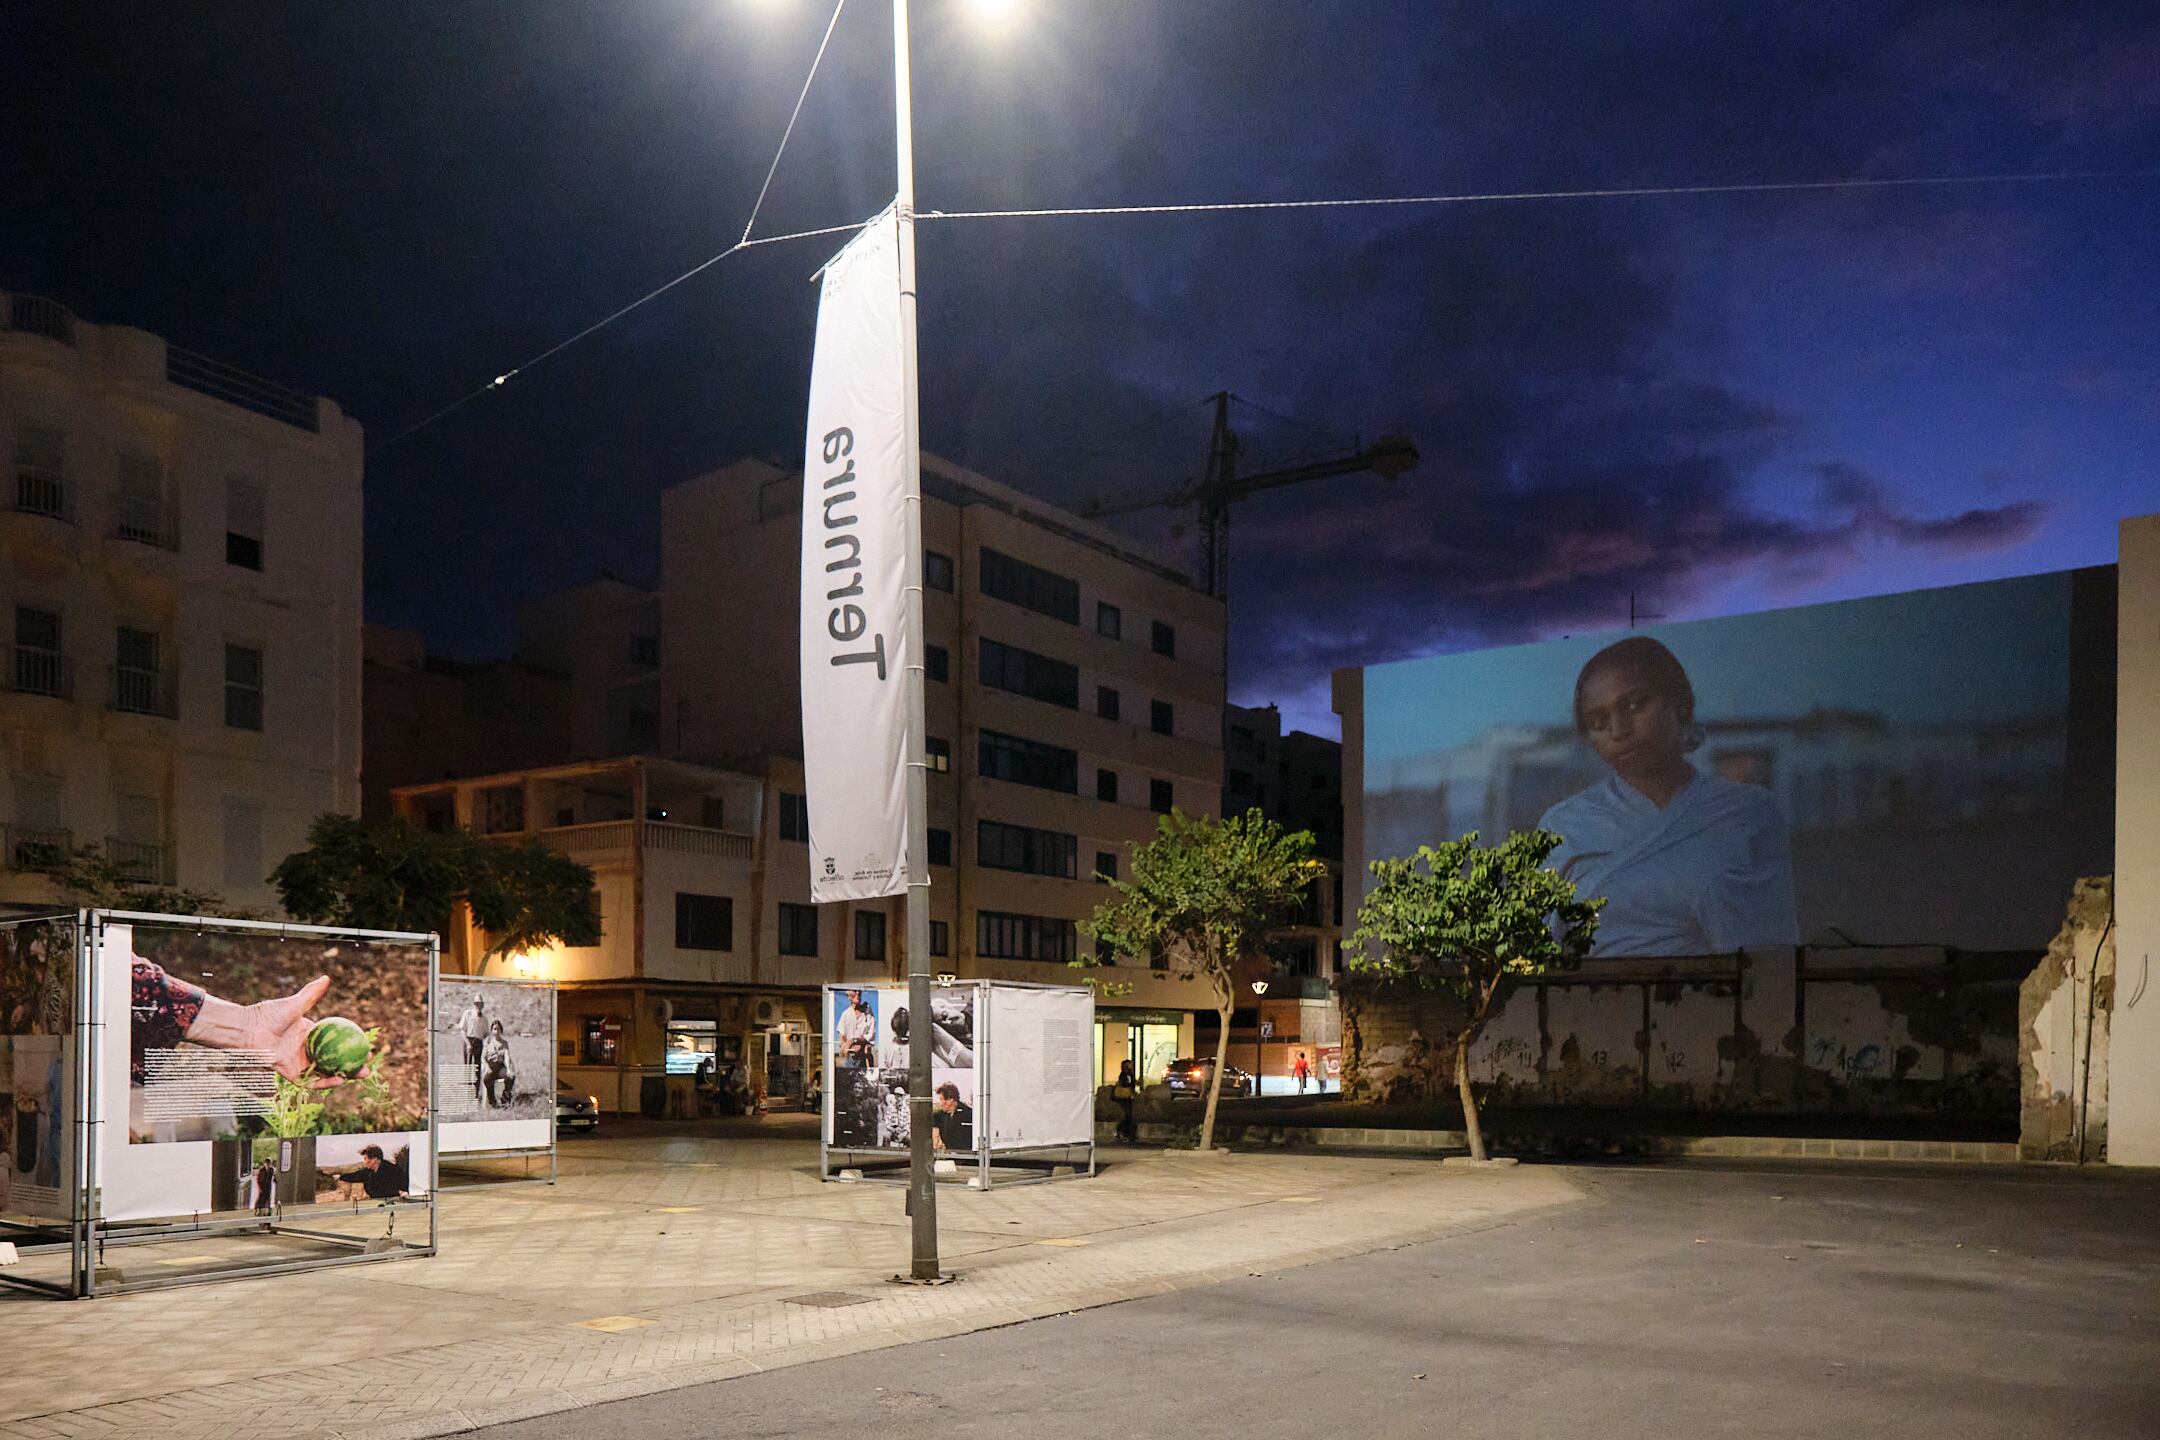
[
  {"left": 1344, "top": 830, "right": 1601, "bottom": 1159},
  {"left": 24, "top": 841, "right": 256, "bottom": 919},
  {"left": 271, "top": 815, "right": 602, "bottom": 960},
  {"left": 1079, "top": 808, "right": 1323, "bottom": 1152}
]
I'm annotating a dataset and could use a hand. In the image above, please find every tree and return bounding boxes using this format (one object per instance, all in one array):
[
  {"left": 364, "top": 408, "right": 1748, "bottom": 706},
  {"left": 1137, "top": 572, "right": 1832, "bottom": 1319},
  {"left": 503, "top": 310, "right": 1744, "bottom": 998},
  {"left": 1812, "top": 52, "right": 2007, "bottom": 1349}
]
[
  {"left": 1344, "top": 830, "right": 1601, "bottom": 1161},
  {"left": 271, "top": 815, "right": 602, "bottom": 962},
  {"left": 1079, "top": 808, "right": 1324, "bottom": 1154},
  {"left": 24, "top": 841, "right": 256, "bottom": 918}
]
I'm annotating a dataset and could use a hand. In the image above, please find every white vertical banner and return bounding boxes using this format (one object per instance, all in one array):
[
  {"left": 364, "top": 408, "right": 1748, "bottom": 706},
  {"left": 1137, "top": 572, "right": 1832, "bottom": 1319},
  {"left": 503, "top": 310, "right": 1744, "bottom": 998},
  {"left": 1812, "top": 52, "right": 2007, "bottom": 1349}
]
[{"left": 801, "top": 208, "right": 913, "bottom": 902}]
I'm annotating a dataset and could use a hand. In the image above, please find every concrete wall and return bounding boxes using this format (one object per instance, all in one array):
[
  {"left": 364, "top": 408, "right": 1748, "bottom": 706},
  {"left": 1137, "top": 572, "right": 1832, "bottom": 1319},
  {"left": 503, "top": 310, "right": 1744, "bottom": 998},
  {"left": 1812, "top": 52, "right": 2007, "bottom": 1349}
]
[
  {"left": 1346, "top": 946, "right": 2024, "bottom": 1127},
  {"left": 2111, "top": 515, "right": 2160, "bottom": 1166},
  {"left": 2020, "top": 876, "right": 2113, "bottom": 1161}
]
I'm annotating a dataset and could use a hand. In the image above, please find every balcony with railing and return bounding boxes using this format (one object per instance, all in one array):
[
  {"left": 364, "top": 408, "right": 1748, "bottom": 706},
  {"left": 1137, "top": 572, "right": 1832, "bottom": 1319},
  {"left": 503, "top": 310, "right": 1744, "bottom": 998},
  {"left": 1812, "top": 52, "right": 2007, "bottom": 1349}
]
[
  {"left": 110, "top": 665, "right": 179, "bottom": 719},
  {"left": 3, "top": 825, "right": 72, "bottom": 871},
  {"left": 4, "top": 293, "right": 75, "bottom": 347},
  {"left": 113, "top": 495, "right": 181, "bottom": 552},
  {"left": 512, "top": 819, "right": 755, "bottom": 865},
  {"left": 11, "top": 466, "right": 72, "bottom": 523},
  {"left": 105, "top": 836, "right": 174, "bottom": 885},
  {"left": 4, "top": 646, "right": 73, "bottom": 701}
]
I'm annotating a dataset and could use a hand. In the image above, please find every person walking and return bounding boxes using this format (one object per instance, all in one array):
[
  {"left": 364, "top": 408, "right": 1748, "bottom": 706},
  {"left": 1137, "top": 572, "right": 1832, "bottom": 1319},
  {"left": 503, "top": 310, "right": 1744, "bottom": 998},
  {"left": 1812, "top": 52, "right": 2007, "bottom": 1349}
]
[
  {"left": 1112, "top": 1060, "right": 1139, "bottom": 1144},
  {"left": 1294, "top": 1051, "right": 1311, "bottom": 1095}
]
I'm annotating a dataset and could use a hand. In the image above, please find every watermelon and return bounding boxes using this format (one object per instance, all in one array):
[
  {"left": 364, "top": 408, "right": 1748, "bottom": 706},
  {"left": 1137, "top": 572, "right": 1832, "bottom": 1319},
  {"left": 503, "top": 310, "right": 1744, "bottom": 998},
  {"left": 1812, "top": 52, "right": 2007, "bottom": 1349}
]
[{"left": 305, "top": 1017, "right": 370, "bottom": 1077}]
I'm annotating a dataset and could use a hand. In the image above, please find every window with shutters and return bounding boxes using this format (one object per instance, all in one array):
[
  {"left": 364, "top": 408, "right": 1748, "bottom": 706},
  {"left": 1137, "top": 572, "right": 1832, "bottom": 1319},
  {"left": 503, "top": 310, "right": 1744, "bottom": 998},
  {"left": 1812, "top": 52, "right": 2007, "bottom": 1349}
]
[
  {"left": 13, "top": 421, "right": 69, "bottom": 519},
  {"left": 115, "top": 452, "right": 174, "bottom": 548},
  {"left": 12, "top": 607, "right": 64, "bottom": 698},
  {"left": 222, "top": 798, "right": 264, "bottom": 890},
  {"left": 854, "top": 909, "right": 887, "bottom": 962},
  {"left": 225, "top": 477, "right": 266, "bottom": 570},
  {"left": 224, "top": 644, "right": 264, "bottom": 731}
]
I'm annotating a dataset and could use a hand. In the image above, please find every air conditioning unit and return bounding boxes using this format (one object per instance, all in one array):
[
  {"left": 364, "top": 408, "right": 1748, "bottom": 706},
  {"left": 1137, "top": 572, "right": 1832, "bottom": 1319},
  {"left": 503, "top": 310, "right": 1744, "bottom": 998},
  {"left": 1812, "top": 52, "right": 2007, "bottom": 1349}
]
[{"left": 750, "top": 996, "right": 785, "bottom": 1029}]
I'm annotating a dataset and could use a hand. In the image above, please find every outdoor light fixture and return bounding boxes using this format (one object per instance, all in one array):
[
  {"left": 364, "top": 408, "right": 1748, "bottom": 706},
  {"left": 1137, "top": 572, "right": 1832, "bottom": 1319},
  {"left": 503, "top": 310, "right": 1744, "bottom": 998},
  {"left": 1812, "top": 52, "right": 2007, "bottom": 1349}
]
[
  {"left": 1249, "top": 980, "right": 1268, "bottom": 1096},
  {"left": 935, "top": 972, "right": 957, "bottom": 986}
]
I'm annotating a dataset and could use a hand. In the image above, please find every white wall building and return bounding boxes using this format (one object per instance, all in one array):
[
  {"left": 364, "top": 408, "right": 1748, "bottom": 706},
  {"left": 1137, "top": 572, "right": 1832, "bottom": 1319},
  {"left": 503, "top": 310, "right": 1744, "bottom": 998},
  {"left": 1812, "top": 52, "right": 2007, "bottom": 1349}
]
[{"left": 0, "top": 292, "right": 363, "bottom": 911}]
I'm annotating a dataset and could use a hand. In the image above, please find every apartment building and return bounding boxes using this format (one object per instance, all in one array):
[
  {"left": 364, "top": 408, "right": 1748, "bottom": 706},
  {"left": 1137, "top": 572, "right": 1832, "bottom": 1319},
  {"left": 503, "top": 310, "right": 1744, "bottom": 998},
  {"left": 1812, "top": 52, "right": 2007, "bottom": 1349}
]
[
  {"left": 655, "top": 454, "right": 1228, "bottom": 1085},
  {"left": 360, "top": 624, "right": 574, "bottom": 820},
  {"left": 515, "top": 575, "right": 660, "bottom": 760},
  {"left": 394, "top": 755, "right": 895, "bottom": 1113},
  {"left": 0, "top": 293, "right": 363, "bottom": 911}
]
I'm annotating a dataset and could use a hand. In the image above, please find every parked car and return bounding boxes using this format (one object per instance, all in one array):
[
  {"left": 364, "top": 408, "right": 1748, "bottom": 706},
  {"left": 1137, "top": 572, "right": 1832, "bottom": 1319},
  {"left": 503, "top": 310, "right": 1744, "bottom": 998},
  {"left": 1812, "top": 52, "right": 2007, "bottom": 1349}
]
[
  {"left": 1163, "top": 1057, "right": 1254, "bottom": 1100},
  {"left": 556, "top": 1081, "right": 600, "bottom": 1134}
]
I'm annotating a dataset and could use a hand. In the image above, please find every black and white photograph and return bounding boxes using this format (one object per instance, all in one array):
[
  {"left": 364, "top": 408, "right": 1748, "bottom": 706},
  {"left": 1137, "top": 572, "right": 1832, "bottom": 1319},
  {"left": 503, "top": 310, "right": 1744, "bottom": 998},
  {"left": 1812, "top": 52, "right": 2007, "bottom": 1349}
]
[{"left": 437, "top": 978, "right": 552, "bottom": 1122}]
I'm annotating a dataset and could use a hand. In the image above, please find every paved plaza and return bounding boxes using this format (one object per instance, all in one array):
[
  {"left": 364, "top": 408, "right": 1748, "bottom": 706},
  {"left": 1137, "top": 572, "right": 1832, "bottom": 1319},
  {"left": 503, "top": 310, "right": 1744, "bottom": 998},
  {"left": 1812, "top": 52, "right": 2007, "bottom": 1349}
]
[
  {"left": 489, "top": 1159, "right": 2160, "bottom": 1440},
  {"left": 0, "top": 1131, "right": 1580, "bottom": 1440}
]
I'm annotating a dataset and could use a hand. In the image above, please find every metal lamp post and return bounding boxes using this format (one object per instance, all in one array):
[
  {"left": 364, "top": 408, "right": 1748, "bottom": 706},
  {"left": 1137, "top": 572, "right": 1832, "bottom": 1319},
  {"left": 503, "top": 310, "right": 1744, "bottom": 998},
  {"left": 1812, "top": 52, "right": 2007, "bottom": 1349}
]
[{"left": 1249, "top": 979, "right": 1269, "bottom": 1098}]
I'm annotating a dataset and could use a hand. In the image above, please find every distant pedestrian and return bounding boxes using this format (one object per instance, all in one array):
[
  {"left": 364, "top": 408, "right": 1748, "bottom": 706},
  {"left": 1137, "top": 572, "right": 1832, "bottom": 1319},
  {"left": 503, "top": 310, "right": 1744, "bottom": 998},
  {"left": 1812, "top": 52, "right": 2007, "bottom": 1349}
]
[
  {"left": 1112, "top": 1060, "right": 1138, "bottom": 1144},
  {"left": 1294, "top": 1051, "right": 1311, "bottom": 1094}
]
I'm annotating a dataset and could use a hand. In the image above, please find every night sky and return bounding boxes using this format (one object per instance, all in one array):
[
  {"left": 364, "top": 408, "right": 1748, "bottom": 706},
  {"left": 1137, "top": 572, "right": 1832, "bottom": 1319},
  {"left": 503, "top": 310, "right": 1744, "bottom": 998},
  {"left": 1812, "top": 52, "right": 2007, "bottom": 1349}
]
[{"left": 6, "top": 2, "right": 2157, "bottom": 734}]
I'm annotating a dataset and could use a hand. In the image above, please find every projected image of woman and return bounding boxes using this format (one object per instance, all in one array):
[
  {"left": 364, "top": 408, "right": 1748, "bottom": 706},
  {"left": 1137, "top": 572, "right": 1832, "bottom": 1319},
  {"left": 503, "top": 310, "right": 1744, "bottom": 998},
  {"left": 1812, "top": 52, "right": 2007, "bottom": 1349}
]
[{"left": 1540, "top": 636, "right": 1798, "bottom": 957}]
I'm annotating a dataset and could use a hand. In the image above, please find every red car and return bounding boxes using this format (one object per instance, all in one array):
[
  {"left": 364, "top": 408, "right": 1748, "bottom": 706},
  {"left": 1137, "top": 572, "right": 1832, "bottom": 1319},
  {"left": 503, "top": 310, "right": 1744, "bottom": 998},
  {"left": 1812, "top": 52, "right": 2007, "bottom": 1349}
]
[{"left": 1163, "top": 1057, "right": 1254, "bottom": 1099}]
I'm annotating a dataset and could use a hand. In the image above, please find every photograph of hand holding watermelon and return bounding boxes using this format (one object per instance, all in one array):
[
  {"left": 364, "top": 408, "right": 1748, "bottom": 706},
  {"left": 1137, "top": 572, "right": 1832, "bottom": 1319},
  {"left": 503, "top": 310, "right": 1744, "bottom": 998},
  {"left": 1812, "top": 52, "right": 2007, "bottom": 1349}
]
[{"left": 127, "top": 925, "right": 430, "bottom": 1144}]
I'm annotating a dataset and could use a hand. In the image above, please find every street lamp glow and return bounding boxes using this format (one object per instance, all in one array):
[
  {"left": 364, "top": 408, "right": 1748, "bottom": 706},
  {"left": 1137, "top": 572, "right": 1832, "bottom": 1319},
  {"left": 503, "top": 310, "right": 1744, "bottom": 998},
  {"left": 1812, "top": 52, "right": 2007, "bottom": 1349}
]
[{"left": 965, "top": 0, "right": 1021, "bottom": 27}]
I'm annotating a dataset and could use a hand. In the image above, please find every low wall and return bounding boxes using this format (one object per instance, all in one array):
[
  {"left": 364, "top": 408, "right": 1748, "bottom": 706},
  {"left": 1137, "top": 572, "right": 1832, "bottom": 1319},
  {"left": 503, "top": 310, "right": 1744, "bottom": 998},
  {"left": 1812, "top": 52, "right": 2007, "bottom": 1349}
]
[{"left": 1342, "top": 945, "right": 2027, "bottom": 1129}]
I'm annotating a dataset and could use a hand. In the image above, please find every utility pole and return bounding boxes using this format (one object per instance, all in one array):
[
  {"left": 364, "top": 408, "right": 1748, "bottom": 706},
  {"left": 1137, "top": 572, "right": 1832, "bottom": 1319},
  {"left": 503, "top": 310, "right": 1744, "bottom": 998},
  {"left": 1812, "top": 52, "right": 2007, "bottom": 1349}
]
[{"left": 890, "top": 0, "right": 941, "bottom": 1284}]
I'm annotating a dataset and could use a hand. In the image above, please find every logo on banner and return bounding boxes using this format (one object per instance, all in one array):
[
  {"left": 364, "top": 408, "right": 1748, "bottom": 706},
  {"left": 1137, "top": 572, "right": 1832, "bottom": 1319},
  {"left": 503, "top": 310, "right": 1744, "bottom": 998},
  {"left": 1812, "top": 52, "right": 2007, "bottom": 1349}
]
[{"left": 823, "top": 857, "right": 837, "bottom": 878}]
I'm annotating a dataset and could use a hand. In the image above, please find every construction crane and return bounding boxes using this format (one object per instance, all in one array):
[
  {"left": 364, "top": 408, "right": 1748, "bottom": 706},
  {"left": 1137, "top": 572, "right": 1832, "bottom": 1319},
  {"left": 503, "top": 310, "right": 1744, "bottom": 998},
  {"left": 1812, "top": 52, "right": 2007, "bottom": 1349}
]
[{"left": 1079, "top": 391, "right": 1419, "bottom": 602}]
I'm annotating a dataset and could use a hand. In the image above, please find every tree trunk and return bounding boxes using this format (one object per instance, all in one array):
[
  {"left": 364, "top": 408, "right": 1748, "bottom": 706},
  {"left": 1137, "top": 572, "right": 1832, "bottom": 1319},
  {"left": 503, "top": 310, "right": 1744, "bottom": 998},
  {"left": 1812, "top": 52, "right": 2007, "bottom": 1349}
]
[
  {"left": 1199, "top": 999, "right": 1234, "bottom": 1154},
  {"left": 1456, "top": 1030, "right": 1486, "bottom": 1161}
]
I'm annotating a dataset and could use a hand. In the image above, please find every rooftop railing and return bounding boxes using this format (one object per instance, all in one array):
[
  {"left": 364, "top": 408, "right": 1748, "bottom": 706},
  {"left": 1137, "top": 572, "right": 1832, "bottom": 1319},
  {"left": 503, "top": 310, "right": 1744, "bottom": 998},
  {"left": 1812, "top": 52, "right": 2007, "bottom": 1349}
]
[
  {"left": 5, "top": 294, "right": 75, "bottom": 347},
  {"left": 166, "top": 345, "right": 319, "bottom": 432}
]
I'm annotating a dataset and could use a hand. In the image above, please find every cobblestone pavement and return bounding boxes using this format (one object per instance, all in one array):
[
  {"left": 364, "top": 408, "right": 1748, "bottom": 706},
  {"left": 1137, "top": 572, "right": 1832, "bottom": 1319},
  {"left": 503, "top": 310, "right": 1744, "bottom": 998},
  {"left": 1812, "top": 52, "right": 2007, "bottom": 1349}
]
[{"left": 0, "top": 1136, "right": 1582, "bottom": 1440}]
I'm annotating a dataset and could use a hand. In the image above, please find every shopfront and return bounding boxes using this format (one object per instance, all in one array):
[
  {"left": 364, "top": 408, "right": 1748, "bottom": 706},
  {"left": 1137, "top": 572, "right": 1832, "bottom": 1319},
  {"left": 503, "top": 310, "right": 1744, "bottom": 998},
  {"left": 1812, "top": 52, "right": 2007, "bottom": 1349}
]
[{"left": 1094, "top": 1008, "right": 1193, "bottom": 1086}]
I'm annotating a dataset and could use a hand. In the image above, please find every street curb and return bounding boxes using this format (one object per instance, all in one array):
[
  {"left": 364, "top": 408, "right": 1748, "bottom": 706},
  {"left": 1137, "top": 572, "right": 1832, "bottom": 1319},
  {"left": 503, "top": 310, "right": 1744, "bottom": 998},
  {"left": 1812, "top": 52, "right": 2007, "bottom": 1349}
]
[{"left": 1096, "top": 1122, "right": 2019, "bottom": 1164}]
